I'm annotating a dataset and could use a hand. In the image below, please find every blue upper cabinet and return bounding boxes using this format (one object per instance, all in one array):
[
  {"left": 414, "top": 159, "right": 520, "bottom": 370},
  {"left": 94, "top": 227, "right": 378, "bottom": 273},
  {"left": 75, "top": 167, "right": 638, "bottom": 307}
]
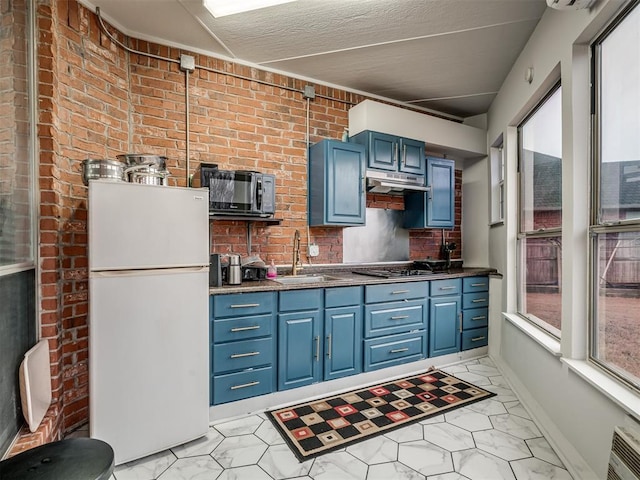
[
  {"left": 403, "top": 156, "right": 455, "bottom": 229},
  {"left": 350, "top": 130, "right": 426, "bottom": 176},
  {"left": 308, "top": 139, "right": 366, "bottom": 226}
]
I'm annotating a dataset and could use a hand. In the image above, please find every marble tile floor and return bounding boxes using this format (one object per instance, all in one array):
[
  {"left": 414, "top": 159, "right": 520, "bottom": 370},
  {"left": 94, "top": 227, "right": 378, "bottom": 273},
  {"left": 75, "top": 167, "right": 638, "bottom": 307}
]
[{"left": 74, "top": 357, "right": 574, "bottom": 480}]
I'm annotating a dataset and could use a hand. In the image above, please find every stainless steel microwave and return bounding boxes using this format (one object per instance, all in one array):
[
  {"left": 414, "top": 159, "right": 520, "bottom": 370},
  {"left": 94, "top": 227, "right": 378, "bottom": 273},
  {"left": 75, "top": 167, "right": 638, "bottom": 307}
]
[{"left": 193, "top": 165, "right": 275, "bottom": 217}]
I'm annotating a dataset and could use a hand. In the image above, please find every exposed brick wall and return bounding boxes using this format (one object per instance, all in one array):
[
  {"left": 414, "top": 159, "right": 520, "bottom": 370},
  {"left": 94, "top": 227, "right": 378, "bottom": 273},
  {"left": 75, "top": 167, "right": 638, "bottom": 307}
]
[{"left": 12, "top": 0, "right": 466, "bottom": 452}]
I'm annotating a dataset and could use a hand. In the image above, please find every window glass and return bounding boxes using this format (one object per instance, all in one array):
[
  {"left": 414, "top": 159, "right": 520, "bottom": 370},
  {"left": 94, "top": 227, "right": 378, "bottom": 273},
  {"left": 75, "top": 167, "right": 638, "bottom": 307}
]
[
  {"left": 599, "top": 4, "right": 640, "bottom": 224},
  {"left": 519, "top": 88, "right": 562, "bottom": 232},
  {"left": 592, "top": 1, "right": 640, "bottom": 390},
  {"left": 517, "top": 85, "right": 562, "bottom": 335},
  {"left": 490, "top": 141, "right": 504, "bottom": 224},
  {"left": 0, "top": 0, "right": 34, "bottom": 267}
]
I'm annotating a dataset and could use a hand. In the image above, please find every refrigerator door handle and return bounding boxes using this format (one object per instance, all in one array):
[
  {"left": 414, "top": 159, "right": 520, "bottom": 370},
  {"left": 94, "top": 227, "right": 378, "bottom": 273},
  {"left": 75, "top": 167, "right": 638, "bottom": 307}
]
[{"left": 90, "top": 266, "right": 209, "bottom": 278}]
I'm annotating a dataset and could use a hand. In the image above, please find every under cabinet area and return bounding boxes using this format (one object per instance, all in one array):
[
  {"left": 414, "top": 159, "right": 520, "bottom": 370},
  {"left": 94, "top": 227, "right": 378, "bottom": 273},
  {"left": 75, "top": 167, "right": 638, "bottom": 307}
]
[{"left": 209, "top": 273, "right": 491, "bottom": 406}]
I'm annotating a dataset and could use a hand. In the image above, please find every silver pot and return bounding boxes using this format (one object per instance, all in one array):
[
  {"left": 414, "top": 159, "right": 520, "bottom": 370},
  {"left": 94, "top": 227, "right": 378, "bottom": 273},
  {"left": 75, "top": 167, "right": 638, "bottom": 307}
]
[
  {"left": 126, "top": 164, "right": 170, "bottom": 186},
  {"left": 82, "top": 159, "right": 126, "bottom": 186},
  {"left": 116, "top": 154, "right": 167, "bottom": 170}
]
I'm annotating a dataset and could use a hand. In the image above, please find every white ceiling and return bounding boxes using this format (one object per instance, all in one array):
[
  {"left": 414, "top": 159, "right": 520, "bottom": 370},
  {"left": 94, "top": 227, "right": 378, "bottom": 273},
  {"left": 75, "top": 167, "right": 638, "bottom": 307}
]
[{"left": 80, "top": 0, "right": 549, "bottom": 119}]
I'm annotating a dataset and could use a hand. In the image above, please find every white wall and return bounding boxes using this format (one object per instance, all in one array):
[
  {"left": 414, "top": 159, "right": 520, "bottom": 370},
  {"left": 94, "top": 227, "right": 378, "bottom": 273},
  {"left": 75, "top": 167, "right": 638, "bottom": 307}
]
[{"left": 485, "top": 1, "right": 636, "bottom": 478}]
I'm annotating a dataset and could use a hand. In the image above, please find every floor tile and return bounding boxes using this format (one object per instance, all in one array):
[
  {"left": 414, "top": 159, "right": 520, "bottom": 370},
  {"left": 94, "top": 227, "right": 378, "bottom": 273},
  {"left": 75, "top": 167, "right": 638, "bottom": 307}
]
[
  {"left": 254, "top": 419, "right": 286, "bottom": 445},
  {"left": 170, "top": 428, "right": 224, "bottom": 458},
  {"left": 258, "top": 443, "right": 313, "bottom": 479},
  {"left": 210, "top": 434, "right": 267, "bottom": 468},
  {"left": 452, "top": 449, "right": 516, "bottom": 480},
  {"left": 114, "top": 450, "right": 176, "bottom": 480},
  {"left": 397, "top": 440, "right": 454, "bottom": 477},
  {"left": 504, "top": 401, "right": 530, "bottom": 420},
  {"left": 216, "top": 465, "right": 273, "bottom": 480},
  {"left": 213, "top": 415, "right": 263, "bottom": 436},
  {"left": 525, "top": 437, "right": 564, "bottom": 468},
  {"left": 346, "top": 434, "right": 399, "bottom": 464},
  {"left": 155, "top": 456, "right": 223, "bottom": 480},
  {"left": 366, "top": 461, "right": 425, "bottom": 479},
  {"left": 466, "top": 364, "right": 501, "bottom": 377},
  {"left": 423, "top": 422, "right": 475, "bottom": 452},
  {"left": 467, "top": 398, "right": 508, "bottom": 416},
  {"left": 510, "top": 457, "right": 573, "bottom": 479},
  {"left": 473, "top": 429, "right": 531, "bottom": 461},
  {"left": 384, "top": 422, "right": 424, "bottom": 443},
  {"left": 490, "top": 414, "right": 542, "bottom": 440},
  {"left": 445, "top": 408, "right": 493, "bottom": 432},
  {"left": 308, "top": 450, "right": 368, "bottom": 480}
]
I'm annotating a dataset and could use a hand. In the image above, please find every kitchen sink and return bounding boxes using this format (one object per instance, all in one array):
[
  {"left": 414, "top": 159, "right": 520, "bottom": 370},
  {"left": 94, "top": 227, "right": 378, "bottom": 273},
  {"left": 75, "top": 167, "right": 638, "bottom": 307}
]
[{"left": 272, "top": 274, "right": 342, "bottom": 285}]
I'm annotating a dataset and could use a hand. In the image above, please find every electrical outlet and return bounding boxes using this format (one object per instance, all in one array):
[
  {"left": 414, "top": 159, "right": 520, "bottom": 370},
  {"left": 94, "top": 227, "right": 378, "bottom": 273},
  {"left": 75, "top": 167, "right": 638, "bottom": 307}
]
[{"left": 308, "top": 244, "right": 319, "bottom": 257}]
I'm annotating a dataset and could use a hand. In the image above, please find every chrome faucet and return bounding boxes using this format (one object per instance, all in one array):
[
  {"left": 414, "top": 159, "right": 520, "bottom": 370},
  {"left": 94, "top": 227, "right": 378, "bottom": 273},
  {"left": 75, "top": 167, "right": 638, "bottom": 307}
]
[{"left": 291, "top": 229, "right": 302, "bottom": 276}]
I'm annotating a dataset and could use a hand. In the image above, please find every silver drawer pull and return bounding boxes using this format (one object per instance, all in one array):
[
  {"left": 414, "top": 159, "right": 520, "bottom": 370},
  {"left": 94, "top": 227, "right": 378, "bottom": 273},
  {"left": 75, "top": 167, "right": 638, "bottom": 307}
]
[
  {"left": 471, "top": 336, "right": 486, "bottom": 342},
  {"left": 230, "top": 325, "right": 260, "bottom": 332},
  {"left": 230, "top": 351, "right": 259, "bottom": 359},
  {"left": 471, "top": 316, "right": 487, "bottom": 321},
  {"left": 230, "top": 381, "right": 259, "bottom": 390},
  {"left": 390, "top": 315, "right": 409, "bottom": 320},
  {"left": 390, "top": 348, "right": 409, "bottom": 353},
  {"left": 230, "top": 303, "right": 260, "bottom": 308},
  {"left": 471, "top": 283, "right": 487, "bottom": 287},
  {"left": 439, "top": 286, "right": 456, "bottom": 290},
  {"left": 391, "top": 290, "right": 410, "bottom": 294},
  {"left": 472, "top": 298, "right": 487, "bottom": 303}
]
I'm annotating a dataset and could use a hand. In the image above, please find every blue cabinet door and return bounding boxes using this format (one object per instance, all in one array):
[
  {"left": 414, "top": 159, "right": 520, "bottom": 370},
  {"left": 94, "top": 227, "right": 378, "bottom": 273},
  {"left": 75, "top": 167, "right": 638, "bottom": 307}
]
[
  {"left": 399, "top": 137, "right": 426, "bottom": 176},
  {"left": 278, "top": 309, "right": 321, "bottom": 390},
  {"left": 403, "top": 157, "right": 454, "bottom": 229},
  {"left": 324, "top": 305, "right": 362, "bottom": 381},
  {"left": 429, "top": 295, "right": 461, "bottom": 357},
  {"left": 427, "top": 157, "right": 455, "bottom": 227},
  {"left": 353, "top": 131, "right": 397, "bottom": 171},
  {"left": 308, "top": 140, "right": 365, "bottom": 226}
]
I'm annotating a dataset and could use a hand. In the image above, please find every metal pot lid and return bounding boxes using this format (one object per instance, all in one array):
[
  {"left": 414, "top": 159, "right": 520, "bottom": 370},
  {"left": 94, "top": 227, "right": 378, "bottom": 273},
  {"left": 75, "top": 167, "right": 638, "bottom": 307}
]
[{"left": 116, "top": 154, "right": 167, "bottom": 168}]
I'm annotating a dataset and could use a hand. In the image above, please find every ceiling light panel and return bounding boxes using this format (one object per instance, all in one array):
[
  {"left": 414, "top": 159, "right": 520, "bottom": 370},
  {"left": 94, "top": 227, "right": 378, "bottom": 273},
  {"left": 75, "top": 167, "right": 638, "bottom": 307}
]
[{"left": 203, "top": 0, "right": 297, "bottom": 18}]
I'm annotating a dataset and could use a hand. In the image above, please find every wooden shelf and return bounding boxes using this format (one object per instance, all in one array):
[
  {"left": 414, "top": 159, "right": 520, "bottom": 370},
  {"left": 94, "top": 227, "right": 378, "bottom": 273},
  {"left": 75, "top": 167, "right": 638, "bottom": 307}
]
[{"left": 208, "top": 215, "right": 282, "bottom": 226}]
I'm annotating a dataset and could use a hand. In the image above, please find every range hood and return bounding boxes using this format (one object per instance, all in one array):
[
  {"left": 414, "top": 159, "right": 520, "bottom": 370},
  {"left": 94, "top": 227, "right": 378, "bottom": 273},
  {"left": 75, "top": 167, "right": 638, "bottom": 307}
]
[{"left": 366, "top": 169, "right": 429, "bottom": 194}]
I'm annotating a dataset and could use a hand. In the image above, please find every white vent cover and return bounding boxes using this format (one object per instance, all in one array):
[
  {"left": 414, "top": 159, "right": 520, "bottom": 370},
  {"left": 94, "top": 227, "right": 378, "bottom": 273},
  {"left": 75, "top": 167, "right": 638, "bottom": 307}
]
[
  {"left": 608, "top": 421, "right": 640, "bottom": 480},
  {"left": 546, "top": 0, "right": 595, "bottom": 9}
]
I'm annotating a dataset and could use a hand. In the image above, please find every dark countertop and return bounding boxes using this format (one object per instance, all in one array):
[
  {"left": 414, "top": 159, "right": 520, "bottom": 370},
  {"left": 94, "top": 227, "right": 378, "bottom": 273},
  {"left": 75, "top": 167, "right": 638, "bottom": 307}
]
[{"left": 209, "top": 265, "right": 500, "bottom": 295}]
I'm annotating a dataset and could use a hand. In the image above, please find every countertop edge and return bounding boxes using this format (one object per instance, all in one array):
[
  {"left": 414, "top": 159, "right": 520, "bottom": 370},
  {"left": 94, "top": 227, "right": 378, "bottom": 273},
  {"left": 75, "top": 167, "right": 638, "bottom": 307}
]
[{"left": 209, "top": 267, "right": 498, "bottom": 295}]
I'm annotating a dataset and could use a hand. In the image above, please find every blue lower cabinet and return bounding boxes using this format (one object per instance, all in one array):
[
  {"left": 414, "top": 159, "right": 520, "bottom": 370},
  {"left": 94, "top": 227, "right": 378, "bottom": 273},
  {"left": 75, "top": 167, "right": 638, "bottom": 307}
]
[
  {"left": 461, "top": 276, "right": 490, "bottom": 351},
  {"left": 462, "top": 327, "right": 489, "bottom": 350},
  {"left": 278, "top": 309, "right": 322, "bottom": 390},
  {"left": 364, "top": 331, "right": 427, "bottom": 371},
  {"left": 429, "top": 295, "right": 461, "bottom": 357},
  {"left": 324, "top": 305, "right": 362, "bottom": 381},
  {"left": 212, "top": 367, "right": 275, "bottom": 404},
  {"left": 211, "top": 292, "right": 277, "bottom": 405}
]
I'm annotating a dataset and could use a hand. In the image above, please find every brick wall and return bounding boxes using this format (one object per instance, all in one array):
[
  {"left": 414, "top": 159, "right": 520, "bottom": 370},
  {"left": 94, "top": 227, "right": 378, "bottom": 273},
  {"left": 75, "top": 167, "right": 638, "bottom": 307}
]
[{"left": 13, "top": 0, "right": 465, "bottom": 449}]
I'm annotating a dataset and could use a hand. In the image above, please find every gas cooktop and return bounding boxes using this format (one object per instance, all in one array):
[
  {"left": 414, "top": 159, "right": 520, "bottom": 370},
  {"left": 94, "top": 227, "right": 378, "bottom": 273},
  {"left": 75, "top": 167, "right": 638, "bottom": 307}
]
[{"left": 352, "top": 269, "right": 434, "bottom": 279}]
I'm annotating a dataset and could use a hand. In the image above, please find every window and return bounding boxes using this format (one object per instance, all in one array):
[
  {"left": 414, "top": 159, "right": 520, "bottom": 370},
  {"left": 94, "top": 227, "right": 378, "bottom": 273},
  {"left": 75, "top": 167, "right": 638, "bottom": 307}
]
[
  {"left": 490, "top": 136, "right": 505, "bottom": 225},
  {"left": 0, "top": 0, "right": 35, "bottom": 269},
  {"left": 517, "top": 85, "right": 562, "bottom": 336},
  {"left": 591, "top": 0, "right": 640, "bottom": 389}
]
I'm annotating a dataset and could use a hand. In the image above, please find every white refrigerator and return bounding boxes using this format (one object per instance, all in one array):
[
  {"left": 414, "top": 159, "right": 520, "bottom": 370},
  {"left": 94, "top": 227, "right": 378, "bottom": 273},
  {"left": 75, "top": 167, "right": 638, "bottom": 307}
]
[{"left": 88, "top": 180, "right": 210, "bottom": 465}]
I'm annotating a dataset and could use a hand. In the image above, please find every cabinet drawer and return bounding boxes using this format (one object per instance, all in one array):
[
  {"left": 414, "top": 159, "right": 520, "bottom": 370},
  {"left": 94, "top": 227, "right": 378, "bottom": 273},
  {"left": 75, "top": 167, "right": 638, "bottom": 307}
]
[
  {"left": 213, "top": 337, "right": 274, "bottom": 374},
  {"left": 325, "top": 286, "right": 362, "bottom": 308},
  {"left": 462, "top": 292, "right": 489, "bottom": 309},
  {"left": 212, "top": 366, "right": 274, "bottom": 404},
  {"left": 365, "top": 281, "right": 428, "bottom": 303},
  {"left": 462, "top": 307, "right": 488, "bottom": 330},
  {"left": 463, "top": 276, "right": 489, "bottom": 293},
  {"left": 430, "top": 279, "right": 461, "bottom": 297},
  {"left": 364, "top": 331, "right": 427, "bottom": 371},
  {"left": 213, "top": 314, "right": 275, "bottom": 343},
  {"left": 279, "top": 289, "right": 323, "bottom": 312},
  {"left": 461, "top": 327, "right": 488, "bottom": 351},
  {"left": 213, "top": 292, "right": 276, "bottom": 318},
  {"left": 364, "top": 300, "right": 427, "bottom": 338}
]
